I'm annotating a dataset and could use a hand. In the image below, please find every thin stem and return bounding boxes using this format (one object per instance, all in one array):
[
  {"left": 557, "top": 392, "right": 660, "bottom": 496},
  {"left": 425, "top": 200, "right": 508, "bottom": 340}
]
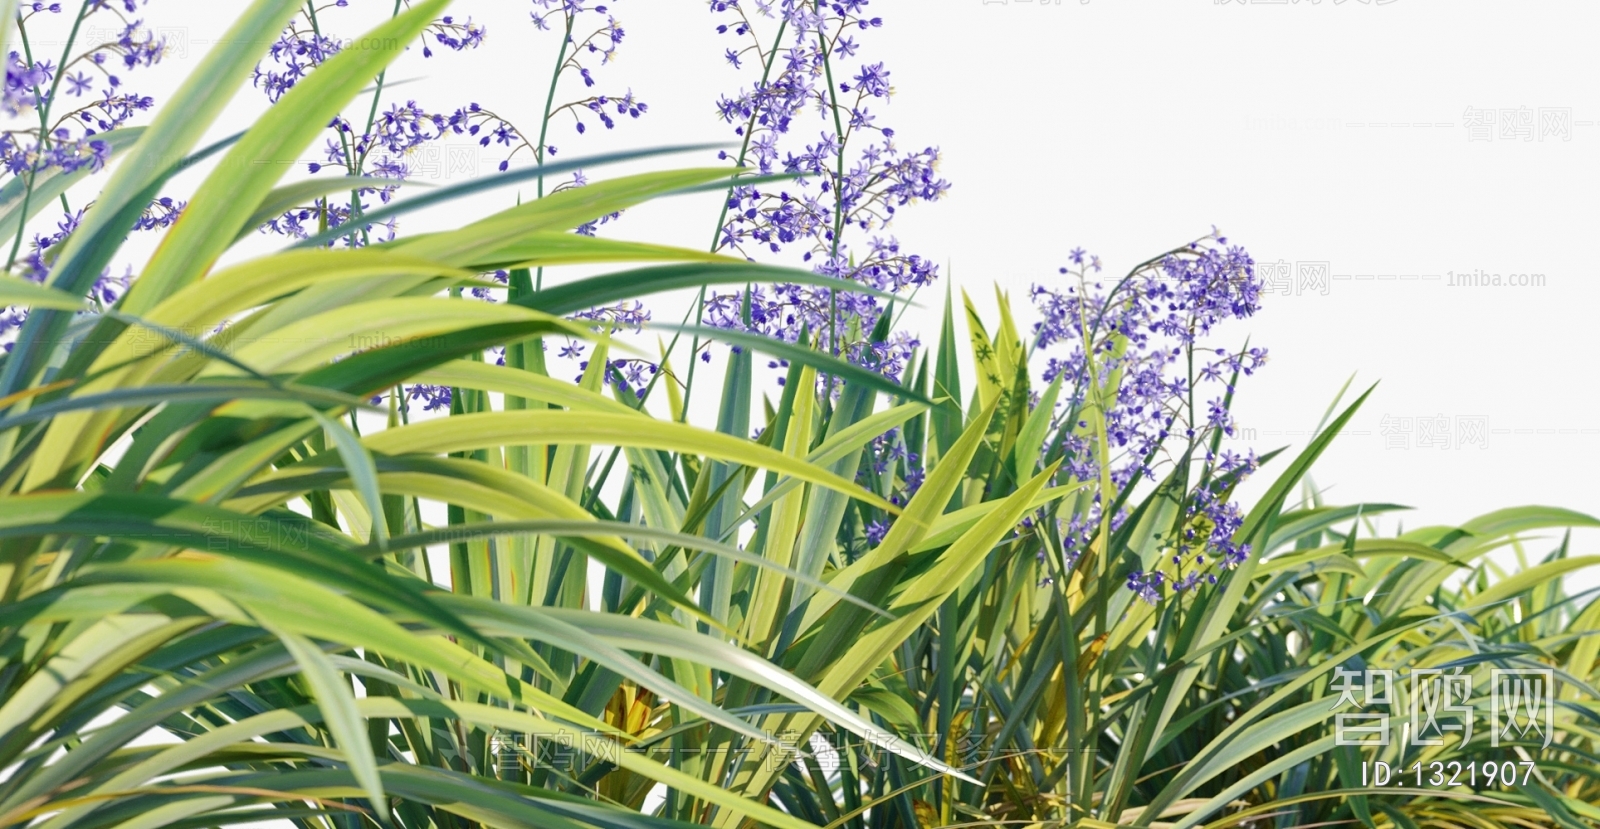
[
  {"left": 350, "top": 0, "right": 403, "bottom": 248},
  {"left": 674, "top": 15, "right": 791, "bottom": 419},
  {"left": 532, "top": 10, "right": 577, "bottom": 291},
  {"left": 816, "top": 6, "right": 850, "bottom": 356}
]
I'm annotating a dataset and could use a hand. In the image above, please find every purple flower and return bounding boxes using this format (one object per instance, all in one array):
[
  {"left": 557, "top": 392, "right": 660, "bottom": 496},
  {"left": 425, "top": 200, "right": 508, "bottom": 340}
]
[
  {"left": 407, "top": 384, "right": 454, "bottom": 412},
  {"left": 1126, "top": 570, "right": 1164, "bottom": 605},
  {"left": 65, "top": 71, "right": 93, "bottom": 96}
]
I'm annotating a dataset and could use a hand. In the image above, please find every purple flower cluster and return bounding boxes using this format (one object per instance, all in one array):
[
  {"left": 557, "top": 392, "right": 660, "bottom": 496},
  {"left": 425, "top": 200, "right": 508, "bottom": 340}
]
[
  {"left": 570, "top": 298, "right": 650, "bottom": 334},
  {"left": 252, "top": 6, "right": 498, "bottom": 246},
  {"left": 2, "top": 2, "right": 169, "bottom": 347},
  {"left": 2, "top": 3, "right": 163, "bottom": 173},
  {"left": 586, "top": 357, "right": 657, "bottom": 399},
  {"left": 252, "top": 27, "right": 342, "bottom": 103},
  {"left": 1056, "top": 502, "right": 1128, "bottom": 566},
  {"left": 406, "top": 383, "right": 453, "bottom": 413},
  {"left": 700, "top": 0, "right": 949, "bottom": 381},
  {"left": 531, "top": 2, "right": 645, "bottom": 139},
  {"left": 253, "top": 9, "right": 484, "bottom": 100},
  {"left": 520, "top": 4, "right": 648, "bottom": 227},
  {"left": 421, "top": 15, "right": 487, "bottom": 58},
  {"left": 1033, "top": 233, "right": 1266, "bottom": 484},
  {"left": 3, "top": 51, "right": 53, "bottom": 117},
  {"left": 1126, "top": 569, "right": 1165, "bottom": 605},
  {"left": 850, "top": 425, "right": 924, "bottom": 551},
  {"left": 1027, "top": 232, "right": 1269, "bottom": 602},
  {"left": 1127, "top": 470, "right": 1259, "bottom": 605},
  {"left": 863, "top": 427, "right": 920, "bottom": 495}
]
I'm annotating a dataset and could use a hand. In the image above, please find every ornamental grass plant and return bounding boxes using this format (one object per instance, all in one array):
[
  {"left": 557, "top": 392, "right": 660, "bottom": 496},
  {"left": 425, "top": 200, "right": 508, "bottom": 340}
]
[{"left": 0, "top": 2, "right": 1595, "bottom": 829}]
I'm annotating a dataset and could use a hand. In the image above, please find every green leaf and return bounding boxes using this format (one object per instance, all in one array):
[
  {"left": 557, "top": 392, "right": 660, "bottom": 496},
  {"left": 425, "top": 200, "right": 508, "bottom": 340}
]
[
  {"left": 361, "top": 410, "right": 897, "bottom": 512},
  {"left": 372, "top": 520, "right": 887, "bottom": 620},
  {"left": 0, "top": 276, "right": 87, "bottom": 311},
  {"left": 1457, "top": 505, "right": 1600, "bottom": 547},
  {"left": 148, "top": 248, "right": 475, "bottom": 331},
  {"left": 653, "top": 323, "right": 928, "bottom": 405},
  {"left": 930, "top": 282, "right": 965, "bottom": 461},
  {"left": 526, "top": 262, "right": 896, "bottom": 317},
  {"left": 0, "top": 382, "right": 373, "bottom": 434},
  {"left": 416, "top": 359, "right": 634, "bottom": 413},
  {"left": 1012, "top": 371, "right": 1062, "bottom": 483},
  {"left": 309, "top": 410, "right": 387, "bottom": 551},
  {"left": 267, "top": 628, "right": 390, "bottom": 824},
  {"left": 289, "top": 145, "right": 727, "bottom": 251},
  {"left": 797, "top": 399, "right": 1002, "bottom": 633},
  {"left": 233, "top": 175, "right": 429, "bottom": 243},
  {"left": 1469, "top": 556, "right": 1600, "bottom": 612},
  {"left": 462, "top": 231, "right": 741, "bottom": 271},
  {"left": 1257, "top": 539, "right": 1466, "bottom": 576},
  {"left": 393, "top": 167, "right": 749, "bottom": 263}
]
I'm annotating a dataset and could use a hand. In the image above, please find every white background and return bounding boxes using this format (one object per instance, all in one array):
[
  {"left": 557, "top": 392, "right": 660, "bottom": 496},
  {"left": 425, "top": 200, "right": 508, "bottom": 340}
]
[{"left": 10, "top": 0, "right": 1598, "bottom": 576}]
